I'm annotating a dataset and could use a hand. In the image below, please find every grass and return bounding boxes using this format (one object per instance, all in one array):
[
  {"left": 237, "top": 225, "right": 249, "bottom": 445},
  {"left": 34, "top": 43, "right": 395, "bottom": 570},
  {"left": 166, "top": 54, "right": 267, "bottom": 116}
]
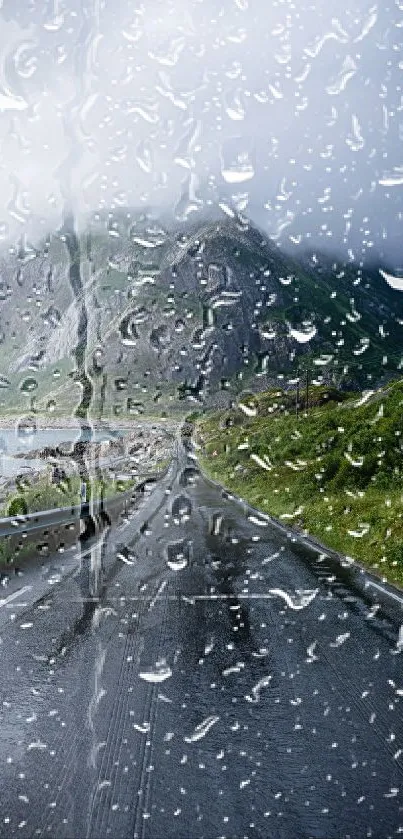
[
  {"left": 0, "top": 356, "right": 81, "bottom": 417},
  {"left": 196, "top": 379, "right": 403, "bottom": 588},
  {"left": 2, "top": 474, "right": 82, "bottom": 517}
]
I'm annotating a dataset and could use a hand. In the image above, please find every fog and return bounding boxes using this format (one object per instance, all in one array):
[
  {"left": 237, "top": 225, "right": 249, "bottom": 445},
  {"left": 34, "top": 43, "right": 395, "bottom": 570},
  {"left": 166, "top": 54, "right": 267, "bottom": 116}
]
[{"left": 0, "top": 0, "right": 401, "bottom": 265}]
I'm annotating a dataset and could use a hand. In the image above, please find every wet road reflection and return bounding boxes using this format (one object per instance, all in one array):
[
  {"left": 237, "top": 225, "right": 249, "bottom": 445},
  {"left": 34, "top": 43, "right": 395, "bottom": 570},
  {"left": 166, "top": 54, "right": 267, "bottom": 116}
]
[{"left": 0, "top": 447, "right": 402, "bottom": 838}]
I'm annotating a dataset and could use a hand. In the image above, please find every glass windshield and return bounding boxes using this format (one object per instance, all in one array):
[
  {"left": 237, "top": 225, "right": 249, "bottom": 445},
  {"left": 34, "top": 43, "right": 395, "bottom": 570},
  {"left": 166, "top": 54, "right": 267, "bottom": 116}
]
[{"left": 0, "top": 1, "right": 402, "bottom": 837}]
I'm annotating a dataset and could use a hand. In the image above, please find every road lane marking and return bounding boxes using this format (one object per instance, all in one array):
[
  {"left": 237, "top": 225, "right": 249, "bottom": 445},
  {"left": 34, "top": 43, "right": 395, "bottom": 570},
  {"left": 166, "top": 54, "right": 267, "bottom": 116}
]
[
  {"left": 71, "top": 593, "right": 321, "bottom": 603},
  {"left": 0, "top": 585, "right": 32, "bottom": 608},
  {"left": 365, "top": 580, "right": 403, "bottom": 605}
]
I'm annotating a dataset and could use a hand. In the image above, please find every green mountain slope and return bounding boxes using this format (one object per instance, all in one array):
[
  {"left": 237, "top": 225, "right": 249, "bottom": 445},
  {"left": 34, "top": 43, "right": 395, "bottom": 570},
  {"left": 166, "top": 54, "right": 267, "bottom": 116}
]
[{"left": 197, "top": 379, "right": 403, "bottom": 587}]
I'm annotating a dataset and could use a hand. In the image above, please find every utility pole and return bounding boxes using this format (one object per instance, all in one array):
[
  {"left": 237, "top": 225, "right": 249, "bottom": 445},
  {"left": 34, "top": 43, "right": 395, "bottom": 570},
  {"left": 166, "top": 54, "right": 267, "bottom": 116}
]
[
  {"left": 296, "top": 371, "right": 300, "bottom": 418},
  {"left": 305, "top": 368, "right": 309, "bottom": 413}
]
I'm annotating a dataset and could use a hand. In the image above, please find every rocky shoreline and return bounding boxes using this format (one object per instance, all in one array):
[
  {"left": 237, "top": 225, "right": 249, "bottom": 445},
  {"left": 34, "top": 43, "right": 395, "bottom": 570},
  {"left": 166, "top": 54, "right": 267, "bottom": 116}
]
[
  {"left": 0, "top": 415, "right": 172, "bottom": 431},
  {"left": 0, "top": 418, "right": 177, "bottom": 510}
]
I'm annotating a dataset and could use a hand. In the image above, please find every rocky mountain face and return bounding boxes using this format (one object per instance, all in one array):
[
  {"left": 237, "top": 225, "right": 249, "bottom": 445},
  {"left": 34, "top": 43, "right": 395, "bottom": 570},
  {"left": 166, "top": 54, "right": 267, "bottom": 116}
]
[{"left": 0, "top": 212, "right": 401, "bottom": 418}]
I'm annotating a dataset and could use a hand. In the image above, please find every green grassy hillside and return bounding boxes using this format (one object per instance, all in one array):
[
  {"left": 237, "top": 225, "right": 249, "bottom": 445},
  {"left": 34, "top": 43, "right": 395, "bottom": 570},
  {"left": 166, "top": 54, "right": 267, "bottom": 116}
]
[{"left": 197, "top": 379, "right": 403, "bottom": 587}]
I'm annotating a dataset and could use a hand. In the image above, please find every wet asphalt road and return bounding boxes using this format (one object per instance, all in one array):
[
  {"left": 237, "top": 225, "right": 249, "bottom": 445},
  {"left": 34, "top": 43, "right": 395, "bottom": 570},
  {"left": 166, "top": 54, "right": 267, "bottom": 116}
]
[{"left": 0, "top": 445, "right": 402, "bottom": 839}]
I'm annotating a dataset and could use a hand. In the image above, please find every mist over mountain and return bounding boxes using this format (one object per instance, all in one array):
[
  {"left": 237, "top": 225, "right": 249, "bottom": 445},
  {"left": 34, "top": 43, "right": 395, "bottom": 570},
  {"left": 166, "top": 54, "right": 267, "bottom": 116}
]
[
  {"left": 0, "top": 211, "right": 401, "bottom": 418},
  {"left": 0, "top": 0, "right": 401, "bottom": 267}
]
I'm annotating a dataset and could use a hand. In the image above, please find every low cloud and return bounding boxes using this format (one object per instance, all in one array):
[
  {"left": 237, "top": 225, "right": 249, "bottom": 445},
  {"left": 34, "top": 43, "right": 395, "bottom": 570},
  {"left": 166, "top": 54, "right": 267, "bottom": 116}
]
[{"left": 0, "top": 0, "right": 400, "bottom": 264}]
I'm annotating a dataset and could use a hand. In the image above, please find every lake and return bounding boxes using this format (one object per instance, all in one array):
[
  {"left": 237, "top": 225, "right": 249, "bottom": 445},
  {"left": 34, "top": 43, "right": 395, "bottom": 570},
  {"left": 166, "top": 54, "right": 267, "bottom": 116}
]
[{"left": 0, "top": 427, "right": 123, "bottom": 479}]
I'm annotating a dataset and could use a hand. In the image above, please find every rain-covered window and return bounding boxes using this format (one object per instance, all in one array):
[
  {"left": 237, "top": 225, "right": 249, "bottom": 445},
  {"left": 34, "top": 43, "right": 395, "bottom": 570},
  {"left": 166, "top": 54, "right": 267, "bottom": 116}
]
[{"left": 0, "top": 1, "right": 402, "bottom": 837}]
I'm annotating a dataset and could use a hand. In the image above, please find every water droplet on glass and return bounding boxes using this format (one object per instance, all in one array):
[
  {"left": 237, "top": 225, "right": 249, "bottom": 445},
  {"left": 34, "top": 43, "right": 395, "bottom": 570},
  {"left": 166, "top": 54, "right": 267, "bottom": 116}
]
[
  {"left": 166, "top": 539, "right": 191, "bottom": 571},
  {"left": 184, "top": 715, "right": 220, "bottom": 743},
  {"left": 220, "top": 138, "right": 255, "bottom": 184},
  {"left": 139, "top": 660, "right": 172, "bottom": 683}
]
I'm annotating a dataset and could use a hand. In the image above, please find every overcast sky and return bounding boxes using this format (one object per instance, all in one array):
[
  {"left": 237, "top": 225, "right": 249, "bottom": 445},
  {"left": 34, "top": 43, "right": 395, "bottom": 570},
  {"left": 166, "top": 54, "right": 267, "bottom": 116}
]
[{"left": 0, "top": 0, "right": 401, "bottom": 266}]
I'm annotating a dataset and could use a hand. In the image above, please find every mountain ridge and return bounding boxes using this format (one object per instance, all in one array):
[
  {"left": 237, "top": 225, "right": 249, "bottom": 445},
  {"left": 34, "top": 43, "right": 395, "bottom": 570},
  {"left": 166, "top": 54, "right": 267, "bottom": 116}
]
[{"left": 0, "top": 212, "right": 401, "bottom": 417}]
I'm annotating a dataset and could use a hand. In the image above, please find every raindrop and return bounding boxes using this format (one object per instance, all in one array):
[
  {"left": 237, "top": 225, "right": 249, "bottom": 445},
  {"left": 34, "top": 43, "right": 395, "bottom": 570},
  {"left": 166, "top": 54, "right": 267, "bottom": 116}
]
[
  {"left": 150, "top": 325, "right": 171, "bottom": 351},
  {"left": 139, "top": 660, "right": 172, "bottom": 683},
  {"left": 379, "top": 268, "right": 403, "bottom": 292},
  {"left": 221, "top": 138, "right": 255, "bottom": 184},
  {"left": 326, "top": 56, "right": 357, "bottom": 95},
  {"left": 119, "top": 313, "right": 139, "bottom": 346},
  {"left": 287, "top": 323, "right": 317, "bottom": 344},
  {"left": 245, "top": 675, "right": 272, "bottom": 704},
  {"left": 116, "top": 545, "right": 136, "bottom": 566},
  {"left": 115, "top": 377, "right": 128, "bottom": 391},
  {"left": 184, "top": 715, "right": 220, "bottom": 743},
  {"left": 171, "top": 495, "right": 192, "bottom": 523},
  {"left": 16, "top": 416, "right": 37, "bottom": 442},
  {"left": 179, "top": 467, "right": 200, "bottom": 487},
  {"left": 19, "top": 377, "right": 38, "bottom": 393},
  {"left": 209, "top": 513, "right": 223, "bottom": 536},
  {"left": 268, "top": 588, "right": 318, "bottom": 610},
  {"left": 166, "top": 540, "right": 191, "bottom": 571}
]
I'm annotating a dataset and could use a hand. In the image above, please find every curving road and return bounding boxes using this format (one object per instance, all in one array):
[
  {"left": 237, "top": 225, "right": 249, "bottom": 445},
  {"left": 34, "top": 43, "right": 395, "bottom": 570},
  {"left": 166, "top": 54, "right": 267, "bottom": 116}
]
[{"left": 0, "top": 444, "right": 402, "bottom": 838}]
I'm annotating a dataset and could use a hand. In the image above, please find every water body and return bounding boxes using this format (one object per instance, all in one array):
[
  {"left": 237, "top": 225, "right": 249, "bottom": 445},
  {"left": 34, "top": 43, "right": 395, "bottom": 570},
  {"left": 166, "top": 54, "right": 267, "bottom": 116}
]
[{"left": 0, "top": 428, "right": 122, "bottom": 478}]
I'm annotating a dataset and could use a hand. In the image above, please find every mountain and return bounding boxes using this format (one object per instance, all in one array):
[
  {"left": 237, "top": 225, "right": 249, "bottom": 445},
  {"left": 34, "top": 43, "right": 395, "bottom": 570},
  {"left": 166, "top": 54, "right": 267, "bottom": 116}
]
[{"left": 0, "top": 211, "right": 401, "bottom": 418}]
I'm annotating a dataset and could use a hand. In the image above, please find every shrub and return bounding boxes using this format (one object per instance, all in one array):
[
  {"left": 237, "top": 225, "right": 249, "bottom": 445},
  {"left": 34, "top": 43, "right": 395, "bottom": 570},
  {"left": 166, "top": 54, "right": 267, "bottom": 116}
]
[{"left": 7, "top": 496, "right": 28, "bottom": 516}]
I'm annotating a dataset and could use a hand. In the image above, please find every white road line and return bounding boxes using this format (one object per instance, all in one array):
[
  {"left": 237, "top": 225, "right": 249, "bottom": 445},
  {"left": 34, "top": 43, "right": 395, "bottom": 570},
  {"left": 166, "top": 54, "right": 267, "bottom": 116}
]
[
  {"left": 365, "top": 580, "right": 403, "bottom": 606},
  {"left": 0, "top": 585, "right": 32, "bottom": 608},
  {"left": 72, "top": 593, "right": 317, "bottom": 603}
]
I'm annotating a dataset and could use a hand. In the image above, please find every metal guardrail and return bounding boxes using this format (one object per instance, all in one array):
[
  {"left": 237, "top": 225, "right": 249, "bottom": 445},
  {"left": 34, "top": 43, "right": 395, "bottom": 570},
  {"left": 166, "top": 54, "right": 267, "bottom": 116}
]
[{"left": 0, "top": 473, "right": 161, "bottom": 540}]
